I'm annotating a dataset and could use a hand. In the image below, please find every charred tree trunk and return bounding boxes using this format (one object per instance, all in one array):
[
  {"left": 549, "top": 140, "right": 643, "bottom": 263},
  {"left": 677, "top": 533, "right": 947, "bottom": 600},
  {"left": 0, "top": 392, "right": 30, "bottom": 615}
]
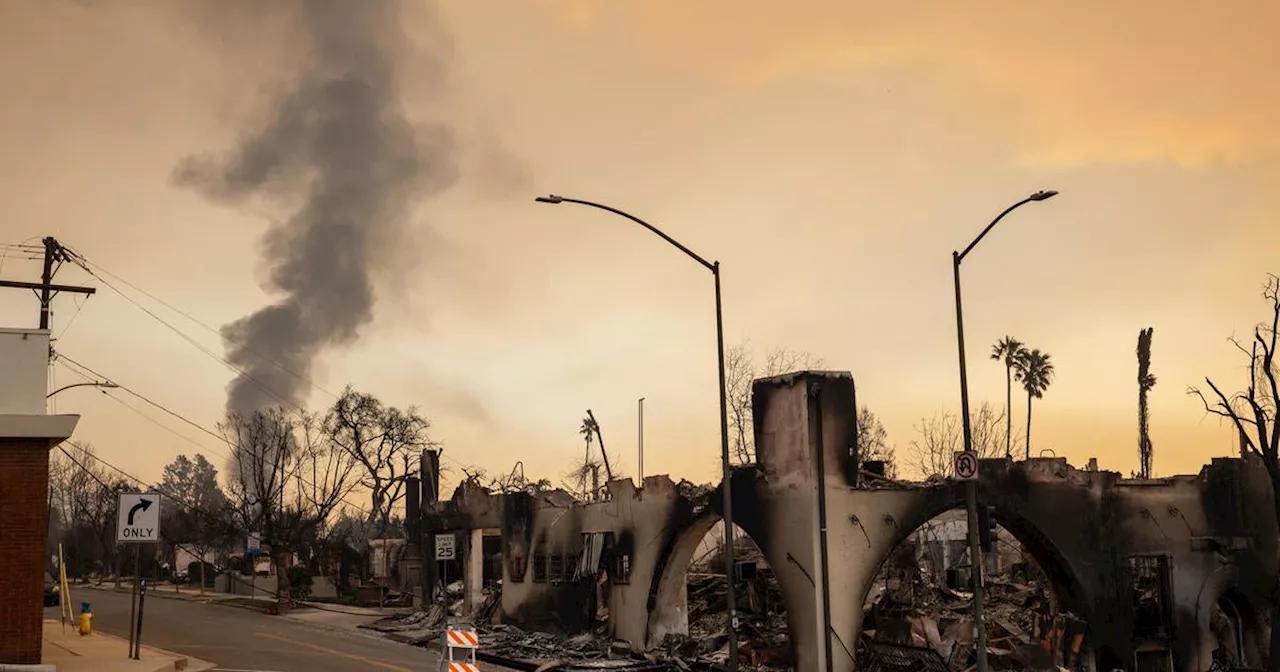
[
  {"left": 1025, "top": 391, "right": 1033, "bottom": 459},
  {"left": 1005, "top": 363, "right": 1014, "bottom": 459},
  {"left": 274, "top": 549, "right": 292, "bottom": 612},
  {"left": 1137, "top": 327, "right": 1156, "bottom": 479}
]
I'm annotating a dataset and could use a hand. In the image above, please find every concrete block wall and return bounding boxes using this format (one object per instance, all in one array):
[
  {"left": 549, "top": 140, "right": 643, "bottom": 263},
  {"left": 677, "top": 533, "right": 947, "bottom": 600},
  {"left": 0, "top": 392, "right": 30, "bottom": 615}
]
[{"left": 0, "top": 439, "right": 53, "bottom": 665}]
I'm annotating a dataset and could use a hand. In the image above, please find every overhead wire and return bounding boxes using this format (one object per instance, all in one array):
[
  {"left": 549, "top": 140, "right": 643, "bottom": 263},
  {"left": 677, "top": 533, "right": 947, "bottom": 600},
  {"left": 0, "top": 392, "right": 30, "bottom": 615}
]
[
  {"left": 57, "top": 362, "right": 217, "bottom": 454},
  {"left": 55, "top": 443, "right": 367, "bottom": 613},
  {"left": 53, "top": 242, "right": 489, "bottom": 504},
  {"left": 53, "top": 351, "right": 377, "bottom": 522},
  {"left": 56, "top": 353, "right": 231, "bottom": 451},
  {"left": 67, "top": 257, "right": 300, "bottom": 412},
  {"left": 61, "top": 249, "right": 338, "bottom": 402}
]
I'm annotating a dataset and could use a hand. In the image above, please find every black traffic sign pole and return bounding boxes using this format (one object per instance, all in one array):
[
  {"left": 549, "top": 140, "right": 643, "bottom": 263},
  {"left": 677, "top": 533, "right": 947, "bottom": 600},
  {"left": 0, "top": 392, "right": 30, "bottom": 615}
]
[
  {"left": 133, "top": 578, "right": 148, "bottom": 660},
  {"left": 128, "top": 550, "right": 140, "bottom": 658}
]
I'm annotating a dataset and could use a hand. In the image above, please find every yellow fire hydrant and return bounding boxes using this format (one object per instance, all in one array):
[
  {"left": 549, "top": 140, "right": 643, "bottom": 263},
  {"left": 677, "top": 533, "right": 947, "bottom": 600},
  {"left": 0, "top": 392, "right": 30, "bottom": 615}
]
[{"left": 78, "top": 601, "right": 92, "bottom": 636}]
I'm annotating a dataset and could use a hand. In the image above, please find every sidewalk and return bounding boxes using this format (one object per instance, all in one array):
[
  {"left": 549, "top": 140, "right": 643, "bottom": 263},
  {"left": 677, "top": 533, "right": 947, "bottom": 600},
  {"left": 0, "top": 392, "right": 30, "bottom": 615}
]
[
  {"left": 40, "top": 620, "right": 214, "bottom": 672},
  {"left": 79, "top": 582, "right": 241, "bottom": 604},
  {"left": 79, "top": 582, "right": 407, "bottom": 635}
]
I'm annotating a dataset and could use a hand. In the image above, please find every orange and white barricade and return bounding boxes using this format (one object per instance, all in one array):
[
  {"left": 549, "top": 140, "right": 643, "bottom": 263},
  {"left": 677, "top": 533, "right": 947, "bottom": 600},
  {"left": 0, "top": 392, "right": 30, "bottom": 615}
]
[{"left": 438, "top": 626, "right": 480, "bottom": 672}]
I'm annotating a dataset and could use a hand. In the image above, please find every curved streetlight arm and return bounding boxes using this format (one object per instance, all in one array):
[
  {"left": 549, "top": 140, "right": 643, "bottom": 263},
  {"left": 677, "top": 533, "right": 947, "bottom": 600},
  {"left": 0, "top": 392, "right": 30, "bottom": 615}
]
[
  {"left": 536, "top": 195, "right": 716, "bottom": 272},
  {"left": 951, "top": 188, "right": 1055, "bottom": 672},
  {"left": 535, "top": 192, "right": 740, "bottom": 671},
  {"left": 956, "top": 190, "right": 1057, "bottom": 263},
  {"left": 47, "top": 381, "right": 118, "bottom": 399}
]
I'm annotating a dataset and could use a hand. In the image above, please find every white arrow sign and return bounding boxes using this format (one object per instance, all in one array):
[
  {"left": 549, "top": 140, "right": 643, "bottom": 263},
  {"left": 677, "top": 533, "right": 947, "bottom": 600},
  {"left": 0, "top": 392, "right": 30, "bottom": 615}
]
[{"left": 117, "top": 493, "right": 162, "bottom": 543}]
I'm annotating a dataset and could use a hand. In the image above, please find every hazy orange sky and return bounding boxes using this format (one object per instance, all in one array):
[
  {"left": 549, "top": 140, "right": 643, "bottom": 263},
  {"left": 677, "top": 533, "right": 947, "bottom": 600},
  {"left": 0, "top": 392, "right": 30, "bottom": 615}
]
[{"left": 2, "top": 1, "right": 1277, "bottom": 492}]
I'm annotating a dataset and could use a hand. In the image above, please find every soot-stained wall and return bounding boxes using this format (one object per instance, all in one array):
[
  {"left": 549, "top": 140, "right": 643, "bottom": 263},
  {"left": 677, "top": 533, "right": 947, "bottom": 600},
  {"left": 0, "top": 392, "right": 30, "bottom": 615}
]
[
  {"left": 423, "top": 370, "right": 1280, "bottom": 672},
  {"left": 424, "top": 475, "right": 708, "bottom": 648}
]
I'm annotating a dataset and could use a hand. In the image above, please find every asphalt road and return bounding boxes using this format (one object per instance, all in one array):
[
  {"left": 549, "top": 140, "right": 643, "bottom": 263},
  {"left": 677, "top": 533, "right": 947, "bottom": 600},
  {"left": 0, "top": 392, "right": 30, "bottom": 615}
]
[{"left": 47, "top": 588, "right": 476, "bottom": 672}]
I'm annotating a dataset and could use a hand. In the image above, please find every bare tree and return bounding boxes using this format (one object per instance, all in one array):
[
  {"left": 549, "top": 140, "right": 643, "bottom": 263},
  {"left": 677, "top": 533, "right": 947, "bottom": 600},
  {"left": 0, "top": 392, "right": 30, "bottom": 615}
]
[
  {"left": 222, "top": 408, "right": 358, "bottom": 608},
  {"left": 326, "top": 387, "right": 435, "bottom": 535},
  {"left": 1189, "top": 273, "right": 1279, "bottom": 667},
  {"left": 857, "top": 406, "right": 898, "bottom": 477},
  {"left": 907, "top": 402, "right": 1013, "bottom": 479},
  {"left": 724, "top": 341, "right": 825, "bottom": 464},
  {"left": 49, "top": 442, "right": 128, "bottom": 580},
  {"left": 1137, "top": 328, "right": 1156, "bottom": 478},
  {"left": 476, "top": 463, "right": 554, "bottom": 496}
]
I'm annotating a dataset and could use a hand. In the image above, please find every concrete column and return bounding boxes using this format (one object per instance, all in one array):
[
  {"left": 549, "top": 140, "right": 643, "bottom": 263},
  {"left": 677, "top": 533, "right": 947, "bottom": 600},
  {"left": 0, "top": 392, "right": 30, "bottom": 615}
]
[{"left": 464, "top": 529, "right": 484, "bottom": 615}]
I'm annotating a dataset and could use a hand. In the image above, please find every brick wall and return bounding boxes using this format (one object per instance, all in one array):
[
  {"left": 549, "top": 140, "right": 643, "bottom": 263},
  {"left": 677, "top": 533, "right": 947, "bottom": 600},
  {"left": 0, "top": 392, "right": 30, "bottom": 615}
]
[{"left": 0, "top": 439, "right": 52, "bottom": 665}]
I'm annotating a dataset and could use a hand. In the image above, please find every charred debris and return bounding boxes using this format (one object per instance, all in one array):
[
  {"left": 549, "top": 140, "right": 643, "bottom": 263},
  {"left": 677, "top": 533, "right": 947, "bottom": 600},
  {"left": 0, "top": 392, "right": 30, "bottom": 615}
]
[{"left": 366, "top": 468, "right": 1088, "bottom": 672}]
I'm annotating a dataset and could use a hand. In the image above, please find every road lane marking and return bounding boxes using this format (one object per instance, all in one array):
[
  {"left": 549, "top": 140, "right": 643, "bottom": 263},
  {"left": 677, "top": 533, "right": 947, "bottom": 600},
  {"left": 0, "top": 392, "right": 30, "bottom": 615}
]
[{"left": 256, "top": 632, "right": 414, "bottom": 671}]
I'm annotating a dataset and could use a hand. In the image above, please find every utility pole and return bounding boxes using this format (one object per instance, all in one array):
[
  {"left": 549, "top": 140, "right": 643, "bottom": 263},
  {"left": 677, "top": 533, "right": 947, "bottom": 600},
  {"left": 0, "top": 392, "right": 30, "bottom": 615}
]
[
  {"left": 0, "top": 237, "right": 96, "bottom": 333},
  {"left": 638, "top": 397, "right": 645, "bottom": 483}
]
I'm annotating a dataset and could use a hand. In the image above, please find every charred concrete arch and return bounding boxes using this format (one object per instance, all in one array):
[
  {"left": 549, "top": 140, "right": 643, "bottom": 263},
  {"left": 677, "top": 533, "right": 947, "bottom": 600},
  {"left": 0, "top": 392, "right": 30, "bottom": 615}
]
[
  {"left": 1194, "top": 564, "right": 1269, "bottom": 669},
  {"left": 645, "top": 472, "right": 782, "bottom": 650},
  {"left": 856, "top": 488, "right": 1094, "bottom": 668},
  {"left": 419, "top": 369, "right": 1280, "bottom": 672},
  {"left": 858, "top": 482, "right": 1091, "bottom": 616}
]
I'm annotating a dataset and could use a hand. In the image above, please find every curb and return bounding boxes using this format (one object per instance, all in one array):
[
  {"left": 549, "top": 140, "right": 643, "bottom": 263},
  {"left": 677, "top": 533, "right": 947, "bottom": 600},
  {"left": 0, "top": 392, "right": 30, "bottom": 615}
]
[
  {"left": 43, "top": 620, "right": 211, "bottom": 672},
  {"left": 79, "top": 584, "right": 237, "bottom": 606}
]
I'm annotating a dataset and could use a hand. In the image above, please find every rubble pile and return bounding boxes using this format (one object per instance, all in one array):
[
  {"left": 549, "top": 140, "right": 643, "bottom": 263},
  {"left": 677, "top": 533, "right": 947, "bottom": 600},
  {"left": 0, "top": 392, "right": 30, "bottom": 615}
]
[
  {"left": 681, "top": 537, "right": 792, "bottom": 671},
  {"left": 476, "top": 625, "right": 681, "bottom": 670},
  {"left": 863, "top": 559, "right": 1088, "bottom": 671}
]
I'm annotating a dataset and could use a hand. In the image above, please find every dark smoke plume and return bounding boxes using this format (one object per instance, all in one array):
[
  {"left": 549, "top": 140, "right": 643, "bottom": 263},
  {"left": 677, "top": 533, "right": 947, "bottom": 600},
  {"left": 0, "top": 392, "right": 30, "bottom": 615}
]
[{"left": 174, "top": 1, "right": 458, "bottom": 414}]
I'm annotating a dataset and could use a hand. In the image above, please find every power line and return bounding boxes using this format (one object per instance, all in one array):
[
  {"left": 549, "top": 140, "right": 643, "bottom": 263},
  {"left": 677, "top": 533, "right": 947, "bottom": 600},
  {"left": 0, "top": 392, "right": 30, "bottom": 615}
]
[
  {"left": 59, "top": 443, "right": 403, "bottom": 614},
  {"left": 62, "top": 257, "right": 300, "bottom": 412},
  {"left": 56, "top": 352, "right": 231, "bottom": 450},
  {"left": 52, "top": 244, "right": 491, "bottom": 505},
  {"left": 54, "top": 351, "right": 379, "bottom": 521},
  {"left": 56, "top": 442, "right": 231, "bottom": 571},
  {"left": 61, "top": 249, "right": 337, "bottom": 403},
  {"left": 59, "top": 363, "right": 219, "bottom": 456},
  {"left": 54, "top": 291, "right": 94, "bottom": 340},
  {"left": 55, "top": 444, "right": 314, "bottom": 608}
]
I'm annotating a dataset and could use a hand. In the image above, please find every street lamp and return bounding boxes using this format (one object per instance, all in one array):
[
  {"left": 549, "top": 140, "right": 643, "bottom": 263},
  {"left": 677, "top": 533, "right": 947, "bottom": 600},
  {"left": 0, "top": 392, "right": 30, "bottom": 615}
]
[
  {"left": 953, "top": 189, "right": 1056, "bottom": 672},
  {"left": 47, "top": 381, "right": 119, "bottom": 399},
  {"left": 535, "top": 194, "right": 741, "bottom": 670}
]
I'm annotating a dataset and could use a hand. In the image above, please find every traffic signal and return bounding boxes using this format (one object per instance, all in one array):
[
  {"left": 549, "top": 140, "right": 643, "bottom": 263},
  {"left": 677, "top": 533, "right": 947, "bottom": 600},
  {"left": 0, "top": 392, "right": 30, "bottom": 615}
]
[{"left": 978, "top": 505, "right": 997, "bottom": 552}]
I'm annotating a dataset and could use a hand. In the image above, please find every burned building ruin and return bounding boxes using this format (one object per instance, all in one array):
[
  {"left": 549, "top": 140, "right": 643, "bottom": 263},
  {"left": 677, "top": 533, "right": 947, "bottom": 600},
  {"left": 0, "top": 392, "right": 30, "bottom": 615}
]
[{"left": 418, "top": 371, "right": 1278, "bottom": 672}]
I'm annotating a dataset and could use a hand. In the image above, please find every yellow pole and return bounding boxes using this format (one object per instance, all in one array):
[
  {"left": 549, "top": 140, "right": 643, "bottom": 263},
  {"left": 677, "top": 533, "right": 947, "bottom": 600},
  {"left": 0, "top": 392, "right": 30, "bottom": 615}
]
[{"left": 58, "top": 544, "right": 71, "bottom": 632}]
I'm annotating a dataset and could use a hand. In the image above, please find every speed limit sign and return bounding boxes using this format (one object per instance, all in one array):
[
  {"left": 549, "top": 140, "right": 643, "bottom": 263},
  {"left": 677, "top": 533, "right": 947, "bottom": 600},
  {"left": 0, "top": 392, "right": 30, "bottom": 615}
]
[{"left": 953, "top": 451, "right": 979, "bottom": 480}]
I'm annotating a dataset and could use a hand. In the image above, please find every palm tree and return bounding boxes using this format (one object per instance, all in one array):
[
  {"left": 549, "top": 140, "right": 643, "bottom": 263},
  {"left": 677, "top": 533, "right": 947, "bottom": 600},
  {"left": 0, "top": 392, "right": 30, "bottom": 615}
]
[
  {"left": 573, "top": 417, "right": 597, "bottom": 499},
  {"left": 990, "top": 336, "right": 1026, "bottom": 459},
  {"left": 1013, "top": 348, "right": 1055, "bottom": 458},
  {"left": 1137, "top": 328, "right": 1156, "bottom": 478},
  {"left": 579, "top": 416, "right": 596, "bottom": 464}
]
